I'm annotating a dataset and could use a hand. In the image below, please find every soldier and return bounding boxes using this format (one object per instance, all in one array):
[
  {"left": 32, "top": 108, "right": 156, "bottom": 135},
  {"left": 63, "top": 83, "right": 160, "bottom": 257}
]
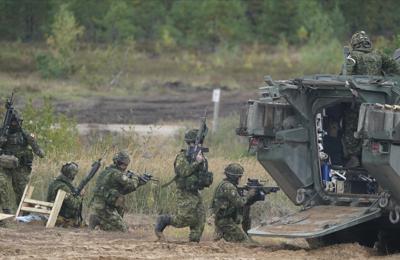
[
  {"left": 0, "top": 155, "right": 17, "bottom": 215},
  {"left": 88, "top": 151, "right": 150, "bottom": 232},
  {"left": 211, "top": 163, "right": 256, "bottom": 242},
  {"left": 345, "top": 31, "right": 400, "bottom": 76},
  {"left": 47, "top": 162, "right": 83, "bottom": 227},
  {"left": 0, "top": 110, "right": 44, "bottom": 206},
  {"left": 155, "top": 129, "right": 212, "bottom": 242}
]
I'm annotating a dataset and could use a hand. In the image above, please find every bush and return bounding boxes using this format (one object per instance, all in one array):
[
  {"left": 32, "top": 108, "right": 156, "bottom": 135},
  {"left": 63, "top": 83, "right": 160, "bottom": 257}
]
[
  {"left": 36, "top": 4, "right": 83, "bottom": 79},
  {"left": 22, "top": 98, "right": 79, "bottom": 154}
]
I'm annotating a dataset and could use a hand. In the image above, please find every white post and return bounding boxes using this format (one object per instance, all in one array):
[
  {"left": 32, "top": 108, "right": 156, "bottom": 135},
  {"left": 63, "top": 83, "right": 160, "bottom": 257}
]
[{"left": 212, "top": 88, "right": 221, "bottom": 133}]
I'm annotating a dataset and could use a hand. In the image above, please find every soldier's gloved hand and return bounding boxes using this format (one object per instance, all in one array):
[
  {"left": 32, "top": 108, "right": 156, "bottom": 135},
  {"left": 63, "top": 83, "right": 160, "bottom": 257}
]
[
  {"left": 196, "top": 152, "right": 204, "bottom": 163},
  {"left": 37, "top": 149, "right": 45, "bottom": 158},
  {"left": 138, "top": 174, "right": 151, "bottom": 186},
  {"left": 80, "top": 188, "right": 86, "bottom": 196}
]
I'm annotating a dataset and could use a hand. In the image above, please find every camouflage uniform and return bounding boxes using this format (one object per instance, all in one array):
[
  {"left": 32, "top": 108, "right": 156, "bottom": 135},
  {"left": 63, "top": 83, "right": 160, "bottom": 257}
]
[
  {"left": 0, "top": 112, "right": 44, "bottom": 206},
  {"left": 211, "top": 163, "right": 250, "bottom": 242},
  {"left": 89, "top": 151, "right": 142, "bottom": 232},
  {"left": 155, "top": 129, "right": 211, "bottom": 242},
  {"left": 346, "top": 31, "right": 400, "bottom": 76},
  {"left": 342, "top": 31, "right": 400, "bottom": 167},
  {"left": 342, "top": 103, "right": 362, "bottom": 164},
  {"left": 170, "top": 150, "right": 207, "bottom": 241},
  {"left": 47, "top": 162, "right": 83, "bottom": 227},
  {"left": 0, "top": 168, "right": 14, "bottom": 214}
]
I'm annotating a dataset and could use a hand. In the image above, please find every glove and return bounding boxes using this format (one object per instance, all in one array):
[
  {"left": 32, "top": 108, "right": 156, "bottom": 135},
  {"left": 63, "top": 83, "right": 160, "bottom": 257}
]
[
  {"left": 196, "top": 151, "right": 204, "bottom": 163},
  {"left": 138, "top": 174, "right": 151, "bottom": 185}
]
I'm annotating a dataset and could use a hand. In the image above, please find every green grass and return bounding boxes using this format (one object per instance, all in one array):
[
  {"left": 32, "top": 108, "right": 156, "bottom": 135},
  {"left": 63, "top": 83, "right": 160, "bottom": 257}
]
[{"left": 0, "top": 41, "right": 346, "bottom": 102}]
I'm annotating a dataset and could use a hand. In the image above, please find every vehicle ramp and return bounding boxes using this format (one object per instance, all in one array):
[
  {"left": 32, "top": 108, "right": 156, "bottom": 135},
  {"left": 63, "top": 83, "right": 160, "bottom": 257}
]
[{"left": 249, "top": 205, "right": 381, "bottom": 238}]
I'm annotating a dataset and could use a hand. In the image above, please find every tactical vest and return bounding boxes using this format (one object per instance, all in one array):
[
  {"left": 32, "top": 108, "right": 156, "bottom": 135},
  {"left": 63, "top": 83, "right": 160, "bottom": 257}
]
[
  {"left": 47, "top": 175, "right": 80, "bottom": 219},
  {"left": 92, "top": 166, "right": 124, "bottom": 207},
  {"left": 349, "top": 50, "right": 383, "bottom": 75},
  {"left": 174, "top": 151, "right": 213, "bottom": 191},
  {"left": 211, "top": 180, "right": 241, "bottom": 220},
  {"left": 2, "top": 131, "right": 33, "bottom": 167}
]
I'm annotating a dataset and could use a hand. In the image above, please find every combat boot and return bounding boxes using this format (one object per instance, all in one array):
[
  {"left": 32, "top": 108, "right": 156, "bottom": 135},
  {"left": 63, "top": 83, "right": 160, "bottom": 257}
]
[{"left": 155, "top": 214, "right": 172, "bottom": 241}]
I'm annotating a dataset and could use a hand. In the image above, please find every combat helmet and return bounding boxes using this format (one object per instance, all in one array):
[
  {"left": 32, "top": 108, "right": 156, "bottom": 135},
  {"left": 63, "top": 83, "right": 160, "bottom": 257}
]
[
  {"left": 350, "top": 31, "right": 372, "bottom": 52},
  {"left": 61, "top": 162, "right": 79, "bottom": 180},
  {"left": 224, "top": 163, "right": 244, "bottom": 184},
  {"left": 113, "top": 150, "right": 131, "bottom": 166},
  {"left": 184, "top": 129, "right": 199, "bottom": 143}
]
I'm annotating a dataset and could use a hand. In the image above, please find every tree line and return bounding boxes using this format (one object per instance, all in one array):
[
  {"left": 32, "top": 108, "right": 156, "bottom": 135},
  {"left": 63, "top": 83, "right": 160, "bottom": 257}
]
[{"left": 0, "top": 0, "right": 398, "bottom": 49}]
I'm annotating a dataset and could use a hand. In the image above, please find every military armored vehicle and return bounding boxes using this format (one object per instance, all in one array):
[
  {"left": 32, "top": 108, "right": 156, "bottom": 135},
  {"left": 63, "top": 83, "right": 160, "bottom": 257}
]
[{"left": 237, "top": 74, "right": 400, "bottom": 251}]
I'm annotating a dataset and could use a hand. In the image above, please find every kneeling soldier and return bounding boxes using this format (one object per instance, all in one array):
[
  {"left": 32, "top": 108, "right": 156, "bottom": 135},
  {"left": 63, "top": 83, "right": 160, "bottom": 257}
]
[
  {"left": 211, "top": 163, "right": 256, "bottom": 242},
  {"left": 47, "top": 162, "right": 83, "bottom": 227},
  {"left": 88, "top": 151, "right": 150, "bottom": 232}
]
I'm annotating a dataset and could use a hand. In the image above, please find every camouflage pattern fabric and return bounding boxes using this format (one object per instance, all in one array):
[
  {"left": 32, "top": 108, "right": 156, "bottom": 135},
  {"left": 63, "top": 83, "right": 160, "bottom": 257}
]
[
  {"left": 0, "top": 129, "right": 44, "bottom": 206},
  {"left": 0, "top": 169, "right": 14, "bottom": 213},
  {"left": 47, "top": 174, "right": 83, "bottom": 227},
  {"left": 346, "top": 50, "right": 400, "bottom": 76},
  {"left": 212, "top": 180, "right": 249, "bottom": 242},
  {"left": 174, "top": 150, "right": 207, "bottom": 191},
  {"left": 89, "top": 165, "right": 139, "bottom": 232},
  {"left": 342, "top": 104, "right": 361, "bottom": 159},
  {"left": 170, "top": 150, "right": 208, "bottom": 242},
  {"left": 170, "top": 189, "right": 206, "bottom": 242}
]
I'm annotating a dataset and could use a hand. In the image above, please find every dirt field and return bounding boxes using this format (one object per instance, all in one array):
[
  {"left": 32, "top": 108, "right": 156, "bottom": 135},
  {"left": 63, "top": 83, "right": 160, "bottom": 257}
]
[
  {"left": 0, "top": 215, "right": 398, "bottom": 260},
  {"left": 53, "top": 88, "right": 256, "bottom": 124}
]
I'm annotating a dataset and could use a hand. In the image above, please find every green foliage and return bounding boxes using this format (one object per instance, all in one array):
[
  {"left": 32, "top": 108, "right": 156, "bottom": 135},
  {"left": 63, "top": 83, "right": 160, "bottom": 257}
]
[
  {"left": 1, "top": 0, "right": 400, "bottom": 50},
  {"left": 103, "top": 1, "right": 136, "bottom": 42},
  {"left": 299, "top": 38, "right": 343, "bottom": 74},
  {"left": 168, "top": 0, "right": 249, "bottom": 49},
  {"left": 36, "top": 4, "right": 83, "bottom": 79},
  {"left": 22, "top": 98, "right": 79, "bottom": 154},
  {"left": 257, "top": 0, "right": 299, "bottom": 44}
]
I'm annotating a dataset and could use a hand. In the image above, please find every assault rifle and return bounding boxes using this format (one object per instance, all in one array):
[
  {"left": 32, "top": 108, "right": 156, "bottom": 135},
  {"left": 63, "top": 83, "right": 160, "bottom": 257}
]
[
  {"left": 186, "top": 109, "right": 209, "bottom": 161},
  {"left": 238, "top": 178, "right": 280, "bottom": 205},
  {"left": 1, "top": 93, "right": 15, "bottom": 137},
  {"left": 127, "top": 170, "right": 158, "bottom": 183},
  {"left": 238, "top": 178, "right": 280, "bottom": 233},
  {"left": 73, "top": 156, "right": 104, "bottom": 196}
]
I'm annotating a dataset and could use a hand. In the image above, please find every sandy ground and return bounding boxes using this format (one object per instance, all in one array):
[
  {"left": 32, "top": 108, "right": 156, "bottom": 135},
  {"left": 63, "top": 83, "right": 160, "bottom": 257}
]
[{"left": 0, "top": 215, "right": 399, "bottom": 260}]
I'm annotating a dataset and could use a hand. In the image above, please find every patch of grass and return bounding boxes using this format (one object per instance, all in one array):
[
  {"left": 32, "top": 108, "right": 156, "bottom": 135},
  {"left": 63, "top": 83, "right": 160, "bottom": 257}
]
[
  {"left": 0, "top": 41, "right": 350, "bottom": 102},
  {"left": 17, "top": 113, "right": 295, "bottom": 222}
]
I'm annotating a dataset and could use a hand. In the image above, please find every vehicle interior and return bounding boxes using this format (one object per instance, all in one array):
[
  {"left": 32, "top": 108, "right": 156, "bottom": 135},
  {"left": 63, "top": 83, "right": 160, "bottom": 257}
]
[{"left": 316, "top": 102, "right": 379, "bottom": 196}]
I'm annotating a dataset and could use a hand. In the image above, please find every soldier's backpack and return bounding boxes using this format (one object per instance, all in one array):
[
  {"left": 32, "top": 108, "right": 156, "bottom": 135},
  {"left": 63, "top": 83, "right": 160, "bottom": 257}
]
[
  {"left": 197, "top": 170, "right": 213, "bottom": 190},
  {"left": 0, "top": 154, "right": 19, "bottom": 169}
]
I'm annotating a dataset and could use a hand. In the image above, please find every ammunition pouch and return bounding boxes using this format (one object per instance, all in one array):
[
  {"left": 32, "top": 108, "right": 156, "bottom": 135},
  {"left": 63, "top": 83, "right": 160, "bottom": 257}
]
[
  {"left": 106, "top": 189, "right": 121, "bottom": 207},
  {"left": 197, "top": 171, "right": 213, "bottom": 190},
  {"left": 0, "top": 154, "right": 19, "bottom": 169},
  {"left": 19, "top": 151, "right": 33, "bottom": 167}
]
